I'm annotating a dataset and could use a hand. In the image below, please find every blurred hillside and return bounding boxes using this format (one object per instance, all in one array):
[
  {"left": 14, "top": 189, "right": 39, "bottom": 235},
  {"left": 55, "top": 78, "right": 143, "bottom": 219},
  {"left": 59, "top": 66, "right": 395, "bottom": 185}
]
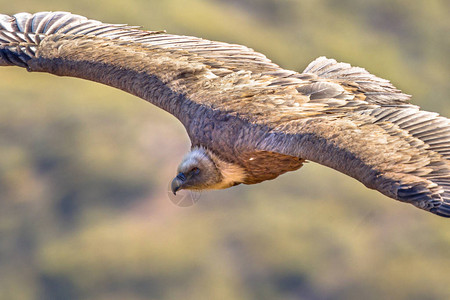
[{"left": 0, "top": 1, "right": 449, "bottom": 300}]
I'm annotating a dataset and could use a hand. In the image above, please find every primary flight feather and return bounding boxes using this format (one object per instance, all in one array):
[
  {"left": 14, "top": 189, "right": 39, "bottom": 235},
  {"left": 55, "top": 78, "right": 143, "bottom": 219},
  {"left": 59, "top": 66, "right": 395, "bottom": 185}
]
[{"left": 1, "top": 11, "right": 449, "bottom": 217}]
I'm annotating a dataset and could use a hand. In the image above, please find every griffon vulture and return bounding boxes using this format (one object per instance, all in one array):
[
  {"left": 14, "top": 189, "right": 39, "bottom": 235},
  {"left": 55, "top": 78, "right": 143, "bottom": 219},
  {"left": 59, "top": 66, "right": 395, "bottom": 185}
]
[{"left": 1, "top": 12, "right": 449, "bottom": 217}]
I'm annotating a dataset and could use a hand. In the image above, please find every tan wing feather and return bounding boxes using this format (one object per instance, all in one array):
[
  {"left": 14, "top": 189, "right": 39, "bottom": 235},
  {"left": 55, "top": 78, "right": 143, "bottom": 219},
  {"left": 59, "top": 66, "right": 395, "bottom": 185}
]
[
  {"left": 0, "top": 11, "right": 279, "bottom": 70},
  {"left": 302, "top": 56, "right": 411, "bottom": 105},
  {"left": 258, "top": 104, "right": 450, "bottom": 217},
  {"left": 0, "top": 11, "right": 282, "bottom": 120}
]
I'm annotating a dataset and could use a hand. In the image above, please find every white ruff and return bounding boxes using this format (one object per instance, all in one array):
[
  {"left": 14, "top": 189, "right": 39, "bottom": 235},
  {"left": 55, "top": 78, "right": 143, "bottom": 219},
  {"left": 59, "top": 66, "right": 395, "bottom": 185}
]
[{"left": 212, "top": 158, "right": 246, "bottom": 189}]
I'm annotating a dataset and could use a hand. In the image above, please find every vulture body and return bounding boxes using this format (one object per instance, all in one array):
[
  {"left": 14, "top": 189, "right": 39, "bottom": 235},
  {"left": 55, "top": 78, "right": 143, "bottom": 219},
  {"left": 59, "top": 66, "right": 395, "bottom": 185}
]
[{"left": 1, "top": 11, "right": 449, "bottom": 217}]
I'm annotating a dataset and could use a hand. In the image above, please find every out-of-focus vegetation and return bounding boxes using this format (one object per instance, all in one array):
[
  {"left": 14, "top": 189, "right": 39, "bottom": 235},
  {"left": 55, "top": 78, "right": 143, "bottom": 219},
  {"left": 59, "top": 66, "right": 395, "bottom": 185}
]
[{"left": 0, "top": 0, "right": 449, "bottom": 299}]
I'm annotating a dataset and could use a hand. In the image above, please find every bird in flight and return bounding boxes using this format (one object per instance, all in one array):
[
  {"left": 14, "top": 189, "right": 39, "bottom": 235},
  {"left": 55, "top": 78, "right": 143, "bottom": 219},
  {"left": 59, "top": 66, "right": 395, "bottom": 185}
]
[{"left": 1, "top": 11, "right": 449, "bottom": 217}]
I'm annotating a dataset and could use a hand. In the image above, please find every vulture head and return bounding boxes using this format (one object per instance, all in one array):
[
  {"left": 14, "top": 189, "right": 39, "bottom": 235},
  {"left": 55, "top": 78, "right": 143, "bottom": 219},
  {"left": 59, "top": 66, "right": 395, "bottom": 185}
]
[{"left": 171, "top": 147, "right": 246, "bottom": 194}]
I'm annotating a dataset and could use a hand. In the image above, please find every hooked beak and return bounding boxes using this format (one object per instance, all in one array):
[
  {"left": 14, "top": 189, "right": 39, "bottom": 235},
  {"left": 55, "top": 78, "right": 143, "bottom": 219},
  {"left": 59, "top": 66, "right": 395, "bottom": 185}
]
[{"left": 171, "top": 172, "right": 186, "bottom": 195}]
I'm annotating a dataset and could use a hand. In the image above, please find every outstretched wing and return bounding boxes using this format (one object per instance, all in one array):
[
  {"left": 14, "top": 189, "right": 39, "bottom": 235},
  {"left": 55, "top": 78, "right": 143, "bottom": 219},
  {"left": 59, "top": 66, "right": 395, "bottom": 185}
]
[
  {"left": 258, "top": 58, "right": 450, "bottom": 217},
  {"left": 0, "top": 11, "right": 281, "bottom": 122}
]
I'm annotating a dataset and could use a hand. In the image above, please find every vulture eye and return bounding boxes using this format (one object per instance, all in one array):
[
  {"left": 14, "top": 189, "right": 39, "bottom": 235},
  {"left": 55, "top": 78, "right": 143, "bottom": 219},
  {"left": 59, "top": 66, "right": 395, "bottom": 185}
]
[{"left": 190, "top": 167, "right": 200, "bottom": 175}]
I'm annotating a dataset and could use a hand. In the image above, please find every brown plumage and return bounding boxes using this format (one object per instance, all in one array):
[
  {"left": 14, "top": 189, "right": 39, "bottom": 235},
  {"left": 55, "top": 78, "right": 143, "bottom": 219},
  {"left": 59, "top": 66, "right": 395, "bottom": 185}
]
[{"left": 1, "top": 11, "right": 449, "bottom": 217}]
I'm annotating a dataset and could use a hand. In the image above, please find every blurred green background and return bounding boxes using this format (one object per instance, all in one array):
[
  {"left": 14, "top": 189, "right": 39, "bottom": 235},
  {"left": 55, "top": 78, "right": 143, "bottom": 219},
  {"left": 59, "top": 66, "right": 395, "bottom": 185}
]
[{"left": 0, "top": 0, "right": 449, "bottom": 299}]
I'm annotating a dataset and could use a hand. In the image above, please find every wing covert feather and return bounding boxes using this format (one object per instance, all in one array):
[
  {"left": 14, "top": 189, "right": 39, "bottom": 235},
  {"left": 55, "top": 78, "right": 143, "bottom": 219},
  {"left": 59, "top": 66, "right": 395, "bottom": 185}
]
[
  {"left": 0, "top": 11, "right": 279, "bottom": 71},
  {"left": 0, "top": 11, "right": 283, "bottom": 124},
  {"left": 258, "top": 107, "right": 450, "bottom": 216},
  {"left": 302, "top": 57, "right": 411, "bottom": 105}
]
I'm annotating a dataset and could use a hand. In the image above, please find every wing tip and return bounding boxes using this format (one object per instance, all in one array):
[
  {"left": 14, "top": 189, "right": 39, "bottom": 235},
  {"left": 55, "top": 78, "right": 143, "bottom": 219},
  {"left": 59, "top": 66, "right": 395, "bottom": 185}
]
[{"left": 431, "top": 202, "right": 450, "bottom": 218}]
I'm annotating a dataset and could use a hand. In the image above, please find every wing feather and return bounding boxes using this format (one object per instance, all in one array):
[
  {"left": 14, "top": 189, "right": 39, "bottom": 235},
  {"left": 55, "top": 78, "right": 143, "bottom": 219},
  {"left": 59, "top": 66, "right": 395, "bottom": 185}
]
[
  {"left": 259, "top": 106, "right": 450, "bottom": 217},
  {"left": 0, "top": 11, "right": 279, "bottom": 71},
  {"left": 0, "top": 11, "right": 281, "bottom": 122},
  {"left": 302, "top": 57, "right": 411, "bottom": 105}
]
